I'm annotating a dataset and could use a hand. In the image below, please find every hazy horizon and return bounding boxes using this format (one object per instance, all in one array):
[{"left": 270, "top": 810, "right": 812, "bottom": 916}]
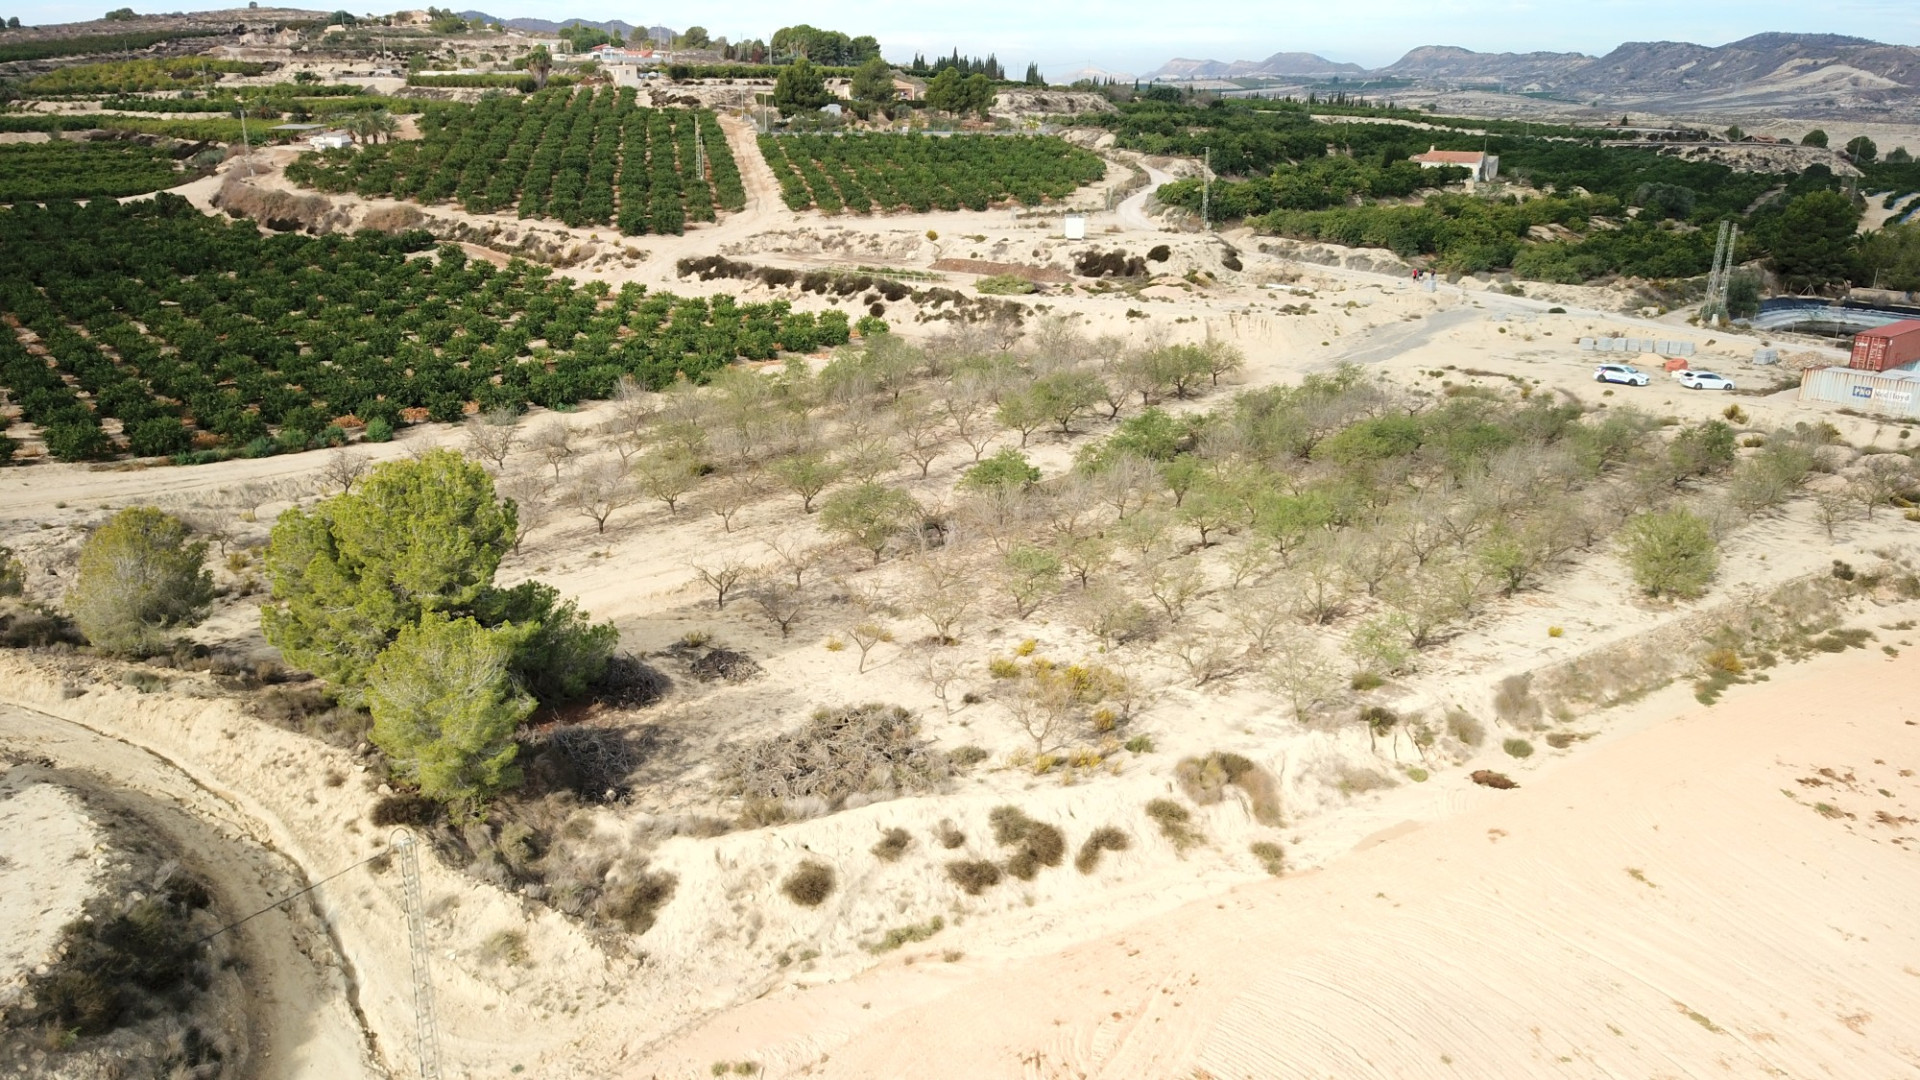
[{"left": 7, "top": 1, "right": 1919, "bottom": 80}]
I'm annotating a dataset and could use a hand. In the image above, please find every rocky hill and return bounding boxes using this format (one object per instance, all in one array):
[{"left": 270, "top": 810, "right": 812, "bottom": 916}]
[{"left": 1145, "top": 32, "right": 1920, "bottom": 115}]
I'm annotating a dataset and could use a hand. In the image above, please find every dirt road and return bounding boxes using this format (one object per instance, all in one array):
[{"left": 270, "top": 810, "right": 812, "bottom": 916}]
[{"left": 0, "top": 704, "right": 380, "bottom": 1079}]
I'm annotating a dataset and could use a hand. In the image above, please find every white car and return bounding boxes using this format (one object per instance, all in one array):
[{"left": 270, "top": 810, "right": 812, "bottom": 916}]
[
  {"left": 1594, "top": 363, "right": 1650, "bottom": 386},
  {"left": 1676, "top": 370, "right": 1735, "bottom": 391}
]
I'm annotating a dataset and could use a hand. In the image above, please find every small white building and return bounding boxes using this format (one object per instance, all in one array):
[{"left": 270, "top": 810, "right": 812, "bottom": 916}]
[
  {"left": 309, "top": 132, "right": 353, "bottom": 150},
  {"left": 1411, "top": 146, "right": 1499, "bottom": 182}
]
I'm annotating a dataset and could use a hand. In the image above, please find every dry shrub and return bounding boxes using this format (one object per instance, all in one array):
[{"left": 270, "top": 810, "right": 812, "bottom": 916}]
[
  {"left": 1334, "top": 765, "right": 1396, "bottom": 795},
  {"left": 718, "top": 704, "right": 951, "bottom": 810},
  {"left": 1470, "top": 769, "right": 1518, "bottom": 789},
  {"left": 359, "top": 203, "right": 427, "bottom": 232},
  {"left": 1445, "top": 709, "right": 1486, "bottom": 747},
  {"left": 523, "top": 724, "right": 645, "bottom": 802},
  {"left": 1249, "top": 840, "right": 1285, "bottom": 876},
  {"left": 370, "top": 793, "right": 438, "bottom": 827},
  {"left": 594, "top": 860, "right": 677, "bottom": 932},
  {"left": 591, "top": 653, "right": 671, "bottom": 707},
  {"left": 988, "top": 806, "right": 1065, "bottom": 880},
  {"left": 866, "top": 916, "right": 944, "bottom": 953},
  {"left": 934, "top": 818, "right": 966, "bottom": 849},
  {"left": 780, "top": 860, "right": 836, "bottom": 907},
  {"left": 213, "top": 174, "right": 349, "bottom": 232},
  {"left": 0, "top": 598, "right": 83, "bottom": 648},
  {"left": 945, "top": 859, "right": 1002, "bottom": 895},
  {"left": 1173, "top": 752, "right": 1284, "bottom": 825},
  {"left": 871, "top": 827, "right": 912, "bottom": 862},
  {"left": 1074, "top": 826, "right": 1130, "bottom": 873},
  {"left": 1145, "top": 798, "right": 1203, "bottom": 852},
  {"left": 479, "top": 929, "right": 530, "bottom": 967},
  {"left": 1493, "top": 673, "right": 1543, "bottom": 729},
  {"left": 253, "top": 684, "right": 370, "bottom": 749}
]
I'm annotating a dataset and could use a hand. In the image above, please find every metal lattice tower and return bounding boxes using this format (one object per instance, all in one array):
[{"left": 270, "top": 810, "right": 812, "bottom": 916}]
[
  {"left": 1700, "top": 221, "right": 1739, "bottom": 324},
  {"left": 693, "top": 114, "right": 706, "bottom": 181},
  {"left": 392, "top": 830, "right": 442, "bottom": 1080}
]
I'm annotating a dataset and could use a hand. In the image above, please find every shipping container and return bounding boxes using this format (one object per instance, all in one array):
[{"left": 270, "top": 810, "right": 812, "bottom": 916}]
[
  {"left": 1848, "top": 319, "right": 1920, "bottom": 372},
  {"left": 1799, "top": 366, "right": 1920, "bottom": 417}
]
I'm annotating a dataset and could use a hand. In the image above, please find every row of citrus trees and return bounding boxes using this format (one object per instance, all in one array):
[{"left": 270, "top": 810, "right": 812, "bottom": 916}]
[
  {"left": 0, "top": 140, "right": 183, "bottom": 202},
  {"left": 0, "top": 196, "right": 845, "bottom": 464},
  {"left": 759, "top": 133, "right": 1104, "bottom": 214},
  {"left": 21, "top": 57, "right": 266, "bottom": 95},
  {"left": 284, "top": 86, "right": 744, "bottom": 235}
]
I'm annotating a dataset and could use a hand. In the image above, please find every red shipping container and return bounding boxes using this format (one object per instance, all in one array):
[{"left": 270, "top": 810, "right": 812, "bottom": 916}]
[{"left": 1851, "top": 319, "right": 1920, "bottom": 372}]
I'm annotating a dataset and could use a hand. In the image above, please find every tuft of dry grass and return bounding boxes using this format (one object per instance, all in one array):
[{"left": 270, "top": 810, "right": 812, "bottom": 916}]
[
  {"left": 934, "top": 818, "right": 966, "bottom": 849},
  {"left": 479, "top": 929, "right": 530, "bottom": 967},
  {"left": 945, "top": 859, "right": 1003, "bottom": 895},
  {"left": 1074, "top": 826, "right": 1130, "bottom": 873},
  {"left": 865, "top": 916, "right": 944, "bottom": 953},
  {"left": 1249, "top": 841, "right": 1285, "bottom": 876},
  {"left": 1146, "top": 798, "right": 1203, "bottom": 853},
  {"left": 871, "top": 827, "right": 912, "bottom": 862}
]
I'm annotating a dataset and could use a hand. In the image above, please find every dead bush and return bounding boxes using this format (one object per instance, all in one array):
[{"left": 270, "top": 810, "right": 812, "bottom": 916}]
[
  {"left": 1145, "top": 798, "right": 1203, "bottom": 852},
  {"left": 1334, "top": 765, "right": 1396, "bottom": 796},
  {"left": 592, "top": 653, "right": 671, "bottom": 708},
  {"left": 523, "top": 724, "right": 644, "bottom": 802},
  {"left": 1445, "top": 709, "right": 1486, "bottom": 747},
  {"left": 0, "top": 599, "right": 84, "bottom": 648},
  {"left": 1074, "top": 826, "right": 1130, "bottom": 873},
  {"left": 479, "top": 929, "right": 530, "bottom": 967},
  {"left": 1493, "top": 673, "right": 1544, "bottom": 729},
  {"left": 1470, "top": 769, "right": 1518, "bottom": 789},
  {"left": 593, "top": 859, "right": 677, "bottom": 933},
  {"left": 370, "top": 793, "right": 438, "bottom": 827},
  {"left": 781, "top": 861, "right": 837, "bottom": 907},
  {"left": 1249, "top": 840, "right": 1285, "bottom": 876},
  {"left": 989, "top": 806, "right": 1065, "bottom": 880},
  {"left": 934, "top": 818, "right": 966, "bottom": 849},
  {"left": 359, "top": 203, "right": 427, "bottom": 233},
  {"left": 1173, "top": 752, "right": 1284, "bottom": 825},
  {"left": 945, "top": 859, "right": 1003, "bottom": 895},
  {"left": 717, "top": 704, "right": 952, "bottom": 810},
  {"left": 253, "top": 684, "right": 370, "bottom": 749},
  {"left": 871, "top": 827, "right": 912, "bottom": 862}
]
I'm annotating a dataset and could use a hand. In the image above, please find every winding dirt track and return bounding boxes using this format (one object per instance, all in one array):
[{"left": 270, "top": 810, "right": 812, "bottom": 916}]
[{"left": 1, "top": 703, "right": 379, "bottom": 1079}]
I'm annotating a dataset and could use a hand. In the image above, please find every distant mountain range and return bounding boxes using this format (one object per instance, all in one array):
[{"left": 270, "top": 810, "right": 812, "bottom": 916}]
[
  {"left": 456, "top": 12, "right": 677, "bottom": 40},
  {"left": 1145, "top": 32, "right": 1920, "bottom": 111}
]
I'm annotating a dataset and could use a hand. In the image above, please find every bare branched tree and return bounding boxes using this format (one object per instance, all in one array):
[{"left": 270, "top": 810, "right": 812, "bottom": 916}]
[
  {"left": 1262, "top": 627, "right": 1343, "bottom": 722},
  {"left": 706, "top": 469, "right": 763, "bottom": 533},
  {"left": 891, "top": 393, "right": 949, "bottom": 478},
  {"left": 319, "top": 448, "right": 371, "bottom": 494},
  {"left": 496, "top": 468, "right": 554, "bottom": 553},
  {"left": 907, "top": 551, "right": 977, "bottom": 643},
  {"left": 566, "top": 460, "right": 636, "bottom": 534},
  {"left": 748, "top": 579, "right": 810, "bottom": 638},
  {"left": 632, "top": 450, "right": 701, "bottom": 514},
  {"left": 465, "top": 407, "right": 521, "bottom": 470},
  {"left": 528, "top": 418, "right": 576, "bottom": 479},
  {"left": 765, "top": 535, "right": 825, "bottom": 589},
  {"left": 848, "top": 621, "right": 896, "bottom": 673},
  {"left": 691, "top": 560, "right": 750, "bottom": 609}
]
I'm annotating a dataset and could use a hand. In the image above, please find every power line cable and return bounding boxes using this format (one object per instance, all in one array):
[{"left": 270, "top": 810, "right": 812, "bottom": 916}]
[{"left": 190, "top": 848, "right": 389, "bottom": 949}]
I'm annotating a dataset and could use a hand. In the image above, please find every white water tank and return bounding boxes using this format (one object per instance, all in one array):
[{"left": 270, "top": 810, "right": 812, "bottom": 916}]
[{"left": 1063, "top": 214, "right": 1086, "bottom": 240}]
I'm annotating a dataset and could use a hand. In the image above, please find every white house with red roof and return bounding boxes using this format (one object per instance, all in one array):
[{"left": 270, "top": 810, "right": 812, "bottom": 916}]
[{"left": 1410, "top": 146, "right": 1499, "bottom": 182}]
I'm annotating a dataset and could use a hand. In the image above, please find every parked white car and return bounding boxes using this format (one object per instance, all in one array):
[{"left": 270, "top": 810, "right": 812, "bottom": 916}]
[
  {"left": 1594, "top": 363, "right": 1650, "bottom": 386},
  {"left": 1676, "top": 370, "right": 1736, "bottom": 391}
]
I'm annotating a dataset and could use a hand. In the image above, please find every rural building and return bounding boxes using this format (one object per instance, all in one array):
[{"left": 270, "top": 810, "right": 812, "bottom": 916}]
[
  {"left": 586, "top": 43, "right": 654, "bottom": 64},
  {"left": 1411, "top": 146, "right": 1499, "bottom": 181},
  {"left": 1799, "top": 366, "right": 1920, "bottom": 418},
  {"left": 308, "top": 131, "right": 353, "bottom": 150},
  {"left": 1850, "top": 319, "right": 1920, "bottom": 372}
]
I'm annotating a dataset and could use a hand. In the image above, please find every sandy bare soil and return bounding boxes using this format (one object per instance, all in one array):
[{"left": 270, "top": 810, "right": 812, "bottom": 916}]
[
  {"left": 637, "top": 645, "right": 1920, "bottom": 1077},
  {"left": 0, "top": 702, "right": 376, "bottom": 1079},
  {"left": 0, "top": 778, "right": 101, "bottom": 1012}
]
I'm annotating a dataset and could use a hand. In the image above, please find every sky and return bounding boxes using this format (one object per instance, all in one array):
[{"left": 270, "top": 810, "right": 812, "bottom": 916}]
[{"left": 13, "top": 0, "right": 1920, "bottom": 78}]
